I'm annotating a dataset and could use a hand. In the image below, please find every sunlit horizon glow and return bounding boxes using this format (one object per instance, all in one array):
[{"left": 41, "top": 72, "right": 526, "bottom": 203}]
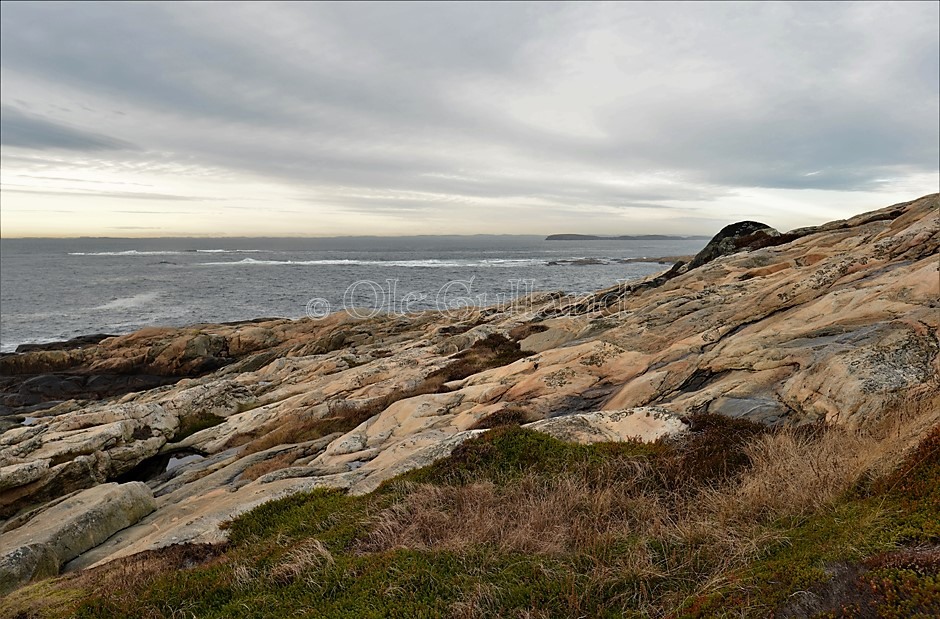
[{"left": 1, "top": 2, "right": 938, "bottom": 238}]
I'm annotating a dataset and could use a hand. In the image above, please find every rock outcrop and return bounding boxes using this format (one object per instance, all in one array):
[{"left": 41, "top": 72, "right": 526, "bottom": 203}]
[
  {"left": 526, "top": 407, "right": 688, "bottom": 444},
  {"left": 685, "top": 220, "right": 780, "bottom": 269},
  {"left": 0, "top": 193, "right": 937, "bottom": 586},
  {"left": 0, "top": 482, "right": 155, "bottom": 594}
]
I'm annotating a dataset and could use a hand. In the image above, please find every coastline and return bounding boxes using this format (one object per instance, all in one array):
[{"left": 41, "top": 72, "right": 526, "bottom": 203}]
[
  {"left": 1, "top": 194, "right": 938, "bottom": 612},
  {"left": 0, "top": 251, "right": 697, "bottom": 355}
]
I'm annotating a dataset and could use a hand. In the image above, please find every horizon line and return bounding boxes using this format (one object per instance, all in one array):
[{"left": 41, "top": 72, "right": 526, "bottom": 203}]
[{"left": 0, "top": 233, "right": 713, "bottom": 241}]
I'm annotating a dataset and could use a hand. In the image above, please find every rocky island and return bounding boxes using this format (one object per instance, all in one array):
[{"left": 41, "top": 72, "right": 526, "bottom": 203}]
[{"left": 1, "top": 194, "right": 938, "bottom": 617}]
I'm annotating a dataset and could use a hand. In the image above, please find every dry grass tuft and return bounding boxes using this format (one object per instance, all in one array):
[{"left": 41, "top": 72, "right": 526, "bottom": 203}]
[
  {"left": 0, "top": 543, "right": 233, "bottom": 617},
  {"left": 711, "top": 390, "right": 940, "bottom": 524},
  {"left": 365, "top": 401, "right": 940, "bottom": 615},
  {"left": 240, "top": 451, "right": 298, "bottom": 482},
  {"left": 231, "top": 563, "right": 260, "bottom": 591},
  {"left": 449, "top": 582, "right": 505, "bottom": 619},
  {"left": 267, "top": 539, "right": 334, "bottom": 585},
  {"left": 707, "top": 426, "right": 873, "bottom": 521},
  {"left": 70, "top": 543, "right": 228, "bottom": 594},
  {"left": 368, "top": 472, "right": 661, "bottom": 560}
]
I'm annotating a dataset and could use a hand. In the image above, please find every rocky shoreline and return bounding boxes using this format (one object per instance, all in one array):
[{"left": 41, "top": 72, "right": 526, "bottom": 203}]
[{"left": 1, "top": 194, "right": 938, "bottom": 595}]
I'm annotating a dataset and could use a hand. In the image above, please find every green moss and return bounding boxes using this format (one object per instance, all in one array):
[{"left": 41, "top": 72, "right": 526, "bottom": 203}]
[
  {"left": 0, "top": 579, "right": 85, "bottom": 619},
  {"left": 399, "top": 425, "right": 661, "bottom": 486},
  {"left": 174, "top": 411, "right": 225, "bottom": 441},
  {"left": 223, "top": 487, "right": 372, "bottom": 551}
]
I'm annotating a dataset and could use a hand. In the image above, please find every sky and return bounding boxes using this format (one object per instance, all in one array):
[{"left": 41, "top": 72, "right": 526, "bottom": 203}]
[{"left": 0, "top": 1, "right": 938, "bottom": 238}]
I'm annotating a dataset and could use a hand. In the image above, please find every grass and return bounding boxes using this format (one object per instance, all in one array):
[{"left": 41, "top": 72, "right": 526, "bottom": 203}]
[
  {"left": 172, "top": 411, "right": 225, "bottom": 442},
  {"left": 400, "top": 423, "right": 663, "bottom": 486},
  {"left": 238, "top": 451, "right": 298, "bottom": 482},
  {"left": 467, "top": 406, "right": 539, "bottom": 430},
  {"left": 428, "top": 333, "right": 533, "bottom": 384},
  {"left": 4, "top": 407, "right": 937, "bottom": 619},
  {"left": 681, "top": 422, "right": 940, "bottom": 617}
]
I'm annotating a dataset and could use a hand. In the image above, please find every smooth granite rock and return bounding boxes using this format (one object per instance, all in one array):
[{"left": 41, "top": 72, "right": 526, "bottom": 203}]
[
  {"left": 0, "top": 482, "right": 155, "bottom": 594},
  {"left": 525, "top": 407, "right": 688, "bottom": 444}
]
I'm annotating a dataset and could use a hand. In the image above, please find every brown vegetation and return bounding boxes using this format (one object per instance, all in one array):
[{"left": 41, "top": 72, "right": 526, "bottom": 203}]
[
  {"left": 429, "top": 333, "right": 532, "bottom": 383},
  {"left": 366, "top": 406, "right": 940, "bottom": 615},
  {"left": 239, "top": 451, "right": 298, "bottom": 482},
  {"left": 468, "top": 406, "right": 538, "bottom": 430},
  {"left": 266, "top": 538, "right": 334, "bottom": 586},
  {"left": 4, "top": 405, "right": 937, "bottom": 619}
]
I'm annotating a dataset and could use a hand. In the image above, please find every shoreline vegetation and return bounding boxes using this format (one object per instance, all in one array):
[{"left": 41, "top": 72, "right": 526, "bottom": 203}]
[
  {"left": 5, "top": 411, "right": 939, "bottom": 618},
  {"left": 0, "top": 194, "right": 937, "bottom": 618}
]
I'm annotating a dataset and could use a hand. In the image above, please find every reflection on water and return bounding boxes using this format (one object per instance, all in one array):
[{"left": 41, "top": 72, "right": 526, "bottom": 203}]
[{"left": 166, "top": 453, "right": 205, "bottom": 471}]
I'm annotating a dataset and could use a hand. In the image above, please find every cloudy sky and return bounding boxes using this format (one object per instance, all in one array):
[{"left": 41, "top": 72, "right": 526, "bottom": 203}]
[{"left": 1, "top": 2, "right": 937, "bottom": 237}]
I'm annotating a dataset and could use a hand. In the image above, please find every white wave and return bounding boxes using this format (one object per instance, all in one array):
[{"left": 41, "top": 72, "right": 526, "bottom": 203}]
[
  {"left": 1, "top": 340, "right": 49, "bottom": 353},
  {"left": 92, "top": 291, "right": 162, "bottom": 311},
  {"left": 68, "top": 250, "right": 184, "bottom": 256},
  {"left": 198, "top": 257, "right": 546, "bottom": 268},
  {"left": 194, "top": 249, "right": 266, "bottom": 253}
]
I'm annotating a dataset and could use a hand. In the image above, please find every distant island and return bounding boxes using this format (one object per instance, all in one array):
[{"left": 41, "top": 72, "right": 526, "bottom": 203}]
[{"left": 545, "top": 233, "right": 712, "bottom": 241}]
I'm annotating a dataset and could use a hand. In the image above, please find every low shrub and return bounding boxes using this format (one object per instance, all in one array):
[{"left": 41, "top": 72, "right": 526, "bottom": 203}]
[
  {"left": 429, "top": 333, "right": 532, "bottom": 384},
  {"left": 468, "top": 406, "right": 538, "bottom": 430},
  {"left": 8, "top": 413, "right": 938, "bottom": 619},
  {"left": 174, "top": 411, "right": 225, "bottom": 441}
]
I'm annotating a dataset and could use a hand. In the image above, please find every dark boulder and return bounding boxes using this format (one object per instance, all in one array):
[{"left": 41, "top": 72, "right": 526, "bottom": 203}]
[
  {"left": 15, "top": 334, "right": 116, "bottom": 353},
  {"left": 0, "top": 373, "right": 181, "bottom": 409},
  {"left": 687, "top": 221, "right": 781, "bottom": 270}
]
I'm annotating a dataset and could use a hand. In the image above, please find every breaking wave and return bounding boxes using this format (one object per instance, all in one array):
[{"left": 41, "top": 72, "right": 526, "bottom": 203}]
[
  {"left": 92, "top": 291, "right": 162, "bottom": 311},
  {"left": 69, "top": 250, "right": 184, "bottom": 256},
  {"left": 197, "top": 258, "right": 547, "bottom": 268},
  {"left": 70, "top": 248, "right": 268, "bottom": 256}
]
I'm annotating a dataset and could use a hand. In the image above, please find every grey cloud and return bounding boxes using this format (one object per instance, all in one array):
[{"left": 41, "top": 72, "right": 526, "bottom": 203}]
[
  {"left": 15, "top": 174, "right": 153, "bottom": 187},
  {"left": 1, "top": 186, "right": 197, "bottom": 201},
  {"left": 0, "top": 3, "right": 542, "bottom": 134},
  {"left": 1, "top": 1, "right": 937, "bottom": 228},
  {"left": 1, "top": 104, "right": 135, "bottom": 151}
]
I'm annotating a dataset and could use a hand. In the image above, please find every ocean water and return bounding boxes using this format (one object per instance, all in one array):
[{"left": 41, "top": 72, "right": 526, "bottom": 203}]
[{"left": 0, "top": 236, "right": 707, "bottom": 352}]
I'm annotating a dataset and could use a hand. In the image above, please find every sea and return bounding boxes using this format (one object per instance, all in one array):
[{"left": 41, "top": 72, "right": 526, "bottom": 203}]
[{"left": 0, "top": 236, "right": 708, "bottom": 353}]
